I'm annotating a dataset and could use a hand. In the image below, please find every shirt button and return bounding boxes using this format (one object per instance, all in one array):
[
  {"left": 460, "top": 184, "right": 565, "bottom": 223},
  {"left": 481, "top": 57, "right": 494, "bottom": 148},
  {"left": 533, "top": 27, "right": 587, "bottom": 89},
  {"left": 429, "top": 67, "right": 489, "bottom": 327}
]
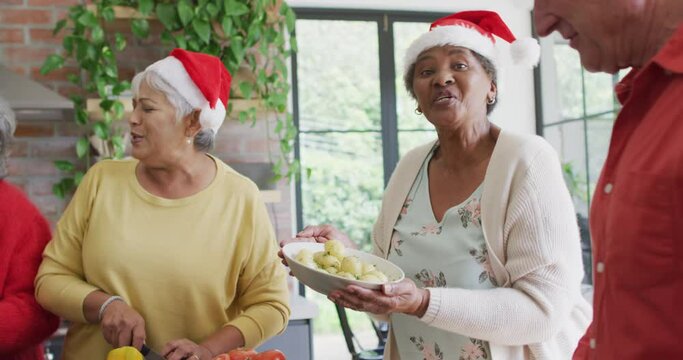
[
  {"left": 604, "top": 183, "right": 613, "bottom": 194},
  {"left": 590, "top": 338, "right": 597, "bottom": 349},
  {"left": 596, "top": 262, "right": 605, "bottom": 273}
]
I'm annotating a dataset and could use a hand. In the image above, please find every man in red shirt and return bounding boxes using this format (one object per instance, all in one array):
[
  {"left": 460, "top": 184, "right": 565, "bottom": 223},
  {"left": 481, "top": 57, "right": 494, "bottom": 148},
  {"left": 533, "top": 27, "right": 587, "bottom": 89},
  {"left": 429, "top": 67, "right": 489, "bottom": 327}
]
[{"left": 533, "top": 0, "right": 683, "bottom": 358}]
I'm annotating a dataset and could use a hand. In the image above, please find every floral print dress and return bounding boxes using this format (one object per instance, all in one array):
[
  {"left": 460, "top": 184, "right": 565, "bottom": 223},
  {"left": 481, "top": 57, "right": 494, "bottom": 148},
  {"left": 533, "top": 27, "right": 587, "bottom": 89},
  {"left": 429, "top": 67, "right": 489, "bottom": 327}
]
[{"left": 388, "top": 148, "right": 496, "bottom": 360}]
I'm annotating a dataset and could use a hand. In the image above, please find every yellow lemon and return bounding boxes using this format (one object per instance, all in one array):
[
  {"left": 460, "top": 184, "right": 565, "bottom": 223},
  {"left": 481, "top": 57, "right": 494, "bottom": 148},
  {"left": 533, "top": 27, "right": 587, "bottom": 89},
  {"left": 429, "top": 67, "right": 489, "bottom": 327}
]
[{"left": 106, "top": 346, "right": 144, "bottom": 360}]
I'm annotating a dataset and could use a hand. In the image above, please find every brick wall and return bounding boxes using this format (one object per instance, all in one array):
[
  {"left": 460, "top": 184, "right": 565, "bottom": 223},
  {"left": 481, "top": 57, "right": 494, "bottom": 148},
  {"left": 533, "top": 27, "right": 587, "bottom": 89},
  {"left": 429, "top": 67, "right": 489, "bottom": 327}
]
[{"left": 0, "top": 0, "right": 293, "bottom": 240}]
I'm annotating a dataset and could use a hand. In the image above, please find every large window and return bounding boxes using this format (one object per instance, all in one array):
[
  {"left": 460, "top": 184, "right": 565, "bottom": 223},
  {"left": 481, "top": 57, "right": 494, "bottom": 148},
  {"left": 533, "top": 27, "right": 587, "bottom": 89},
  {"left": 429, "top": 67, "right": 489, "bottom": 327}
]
[
  {"left": 539, "top": 34, "right": 628, "bottom": 282},
  {"left": 295, "top": 18, "right": 384, "bottom": 252},
  {"left": 291, "top": 9, "right": 442, "bottom": 360}
]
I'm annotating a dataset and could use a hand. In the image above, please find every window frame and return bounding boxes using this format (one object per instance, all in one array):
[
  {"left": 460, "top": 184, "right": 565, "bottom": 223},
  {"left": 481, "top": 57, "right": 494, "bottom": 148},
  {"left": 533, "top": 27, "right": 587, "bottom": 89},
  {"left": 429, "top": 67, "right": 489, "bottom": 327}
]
[
  {"left": 536, "top": 34, "right": 623, "bottom": 284},
  {"left": 537, "top": 35, "right": 622, "bottom": 210}
]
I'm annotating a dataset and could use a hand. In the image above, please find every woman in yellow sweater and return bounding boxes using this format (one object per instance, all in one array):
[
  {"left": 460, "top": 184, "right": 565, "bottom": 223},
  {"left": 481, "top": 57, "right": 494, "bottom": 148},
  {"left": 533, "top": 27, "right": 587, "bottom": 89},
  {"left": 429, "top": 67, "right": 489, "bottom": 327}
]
[{"left": 35, "top": 49, "right": 290, "bottom": 360}]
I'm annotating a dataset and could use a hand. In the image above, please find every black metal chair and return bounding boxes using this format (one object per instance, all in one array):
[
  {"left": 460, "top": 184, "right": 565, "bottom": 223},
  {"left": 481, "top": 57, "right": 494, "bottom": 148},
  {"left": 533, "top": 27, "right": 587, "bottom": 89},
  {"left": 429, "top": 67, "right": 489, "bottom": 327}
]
[{"left": 335, "top": 304, "right": 388, "bottom": 360}]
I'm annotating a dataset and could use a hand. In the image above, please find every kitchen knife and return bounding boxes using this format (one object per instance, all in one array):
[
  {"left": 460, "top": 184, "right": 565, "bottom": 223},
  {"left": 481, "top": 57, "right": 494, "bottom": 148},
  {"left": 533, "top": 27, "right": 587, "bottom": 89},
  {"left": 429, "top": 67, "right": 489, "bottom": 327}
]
[{"left": 141, "top": 344, "right": 165, "bottom": 360}]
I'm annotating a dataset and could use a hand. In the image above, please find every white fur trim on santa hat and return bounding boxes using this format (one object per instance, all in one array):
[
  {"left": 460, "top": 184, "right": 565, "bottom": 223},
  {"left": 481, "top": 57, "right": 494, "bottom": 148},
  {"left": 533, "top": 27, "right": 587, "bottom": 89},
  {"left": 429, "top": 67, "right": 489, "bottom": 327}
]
[
  {"left": 510, "top": 37, "right": 541, "bottom": 68},
  {"left": 145, "top": 56, "right": 226, "bottom": 134},
  {"left": 404, "top": 25, "right": 496, "bottom": 75}
]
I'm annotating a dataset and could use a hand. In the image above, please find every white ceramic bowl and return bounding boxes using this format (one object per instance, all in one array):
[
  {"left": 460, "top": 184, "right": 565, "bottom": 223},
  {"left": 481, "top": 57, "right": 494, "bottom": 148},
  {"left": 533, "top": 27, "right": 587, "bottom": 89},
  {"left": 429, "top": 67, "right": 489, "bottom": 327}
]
[{"left": 282, "top": 242, "right": 405, "bottom": 296}]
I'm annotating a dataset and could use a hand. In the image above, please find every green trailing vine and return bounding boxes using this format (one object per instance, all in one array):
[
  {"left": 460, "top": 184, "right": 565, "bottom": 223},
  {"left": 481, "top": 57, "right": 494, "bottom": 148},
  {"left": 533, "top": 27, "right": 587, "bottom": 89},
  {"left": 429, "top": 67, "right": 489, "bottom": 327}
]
[{"left": 41, "top": 0, "right": 298, "bottom": 198}]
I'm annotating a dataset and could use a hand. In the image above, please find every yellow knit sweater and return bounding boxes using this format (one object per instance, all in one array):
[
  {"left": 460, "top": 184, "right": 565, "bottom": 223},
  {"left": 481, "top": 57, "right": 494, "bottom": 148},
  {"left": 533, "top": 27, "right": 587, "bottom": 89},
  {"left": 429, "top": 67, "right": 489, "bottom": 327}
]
[{"left": 35, "top": 156, "right": 290, "bottom": 359}]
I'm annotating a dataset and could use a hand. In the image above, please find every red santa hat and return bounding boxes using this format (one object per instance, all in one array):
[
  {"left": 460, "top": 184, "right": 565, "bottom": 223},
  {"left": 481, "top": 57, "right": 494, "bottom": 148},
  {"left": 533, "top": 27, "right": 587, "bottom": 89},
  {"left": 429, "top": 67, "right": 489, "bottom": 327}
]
[
  {"left": 145, "top": 48, "right": 231, "bottom": 134},
  {"left": 403, "top": 10, "right": 540, "bottom": 76}
]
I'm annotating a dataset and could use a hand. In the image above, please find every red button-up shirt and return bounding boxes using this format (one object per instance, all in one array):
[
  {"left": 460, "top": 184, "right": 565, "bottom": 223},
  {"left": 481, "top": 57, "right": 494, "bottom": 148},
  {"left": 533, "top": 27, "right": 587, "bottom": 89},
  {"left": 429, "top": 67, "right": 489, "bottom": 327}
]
[{"left": 574, "top": 24, "right": 683, "bottom": 359}]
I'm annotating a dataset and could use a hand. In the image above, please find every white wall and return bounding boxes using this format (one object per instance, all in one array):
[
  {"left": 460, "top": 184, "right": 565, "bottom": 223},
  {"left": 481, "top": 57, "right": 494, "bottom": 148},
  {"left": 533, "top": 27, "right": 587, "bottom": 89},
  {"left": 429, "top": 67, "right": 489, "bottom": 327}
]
[{"left": 288, "top": 0, "right": 538, "bottom": 134}]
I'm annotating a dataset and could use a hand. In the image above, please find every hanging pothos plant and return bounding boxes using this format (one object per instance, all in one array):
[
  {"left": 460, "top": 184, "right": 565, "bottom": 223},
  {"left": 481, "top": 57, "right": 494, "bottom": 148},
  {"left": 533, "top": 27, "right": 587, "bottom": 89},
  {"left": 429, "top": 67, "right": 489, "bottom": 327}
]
[{"left": 41, "top": 0, "right": 298, "bottom": 198}]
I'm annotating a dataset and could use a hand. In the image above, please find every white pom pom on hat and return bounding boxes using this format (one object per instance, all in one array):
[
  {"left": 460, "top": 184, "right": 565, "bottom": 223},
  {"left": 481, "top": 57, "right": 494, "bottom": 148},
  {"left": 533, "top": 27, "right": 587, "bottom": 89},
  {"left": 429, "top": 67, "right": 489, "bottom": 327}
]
[
  {"left": 511, "top": 37, "right": 542, "bottom": 68},
  {"left": 145, "top": 48, "right": 232, "bottom": 134},
  {"left": 404, "top": 10, "right": 540, "bottom": 76}
]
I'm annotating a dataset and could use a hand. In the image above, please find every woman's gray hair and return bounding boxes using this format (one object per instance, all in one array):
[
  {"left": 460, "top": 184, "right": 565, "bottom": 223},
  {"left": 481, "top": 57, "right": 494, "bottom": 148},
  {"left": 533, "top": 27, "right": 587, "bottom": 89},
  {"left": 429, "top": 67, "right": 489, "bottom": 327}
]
[
  {"left": 404, "top": 49, "right": 498, "bottom": 115},
  {"left": 193, "top": 128, "right": 215, "bottom": 152},
  {"left": 131, "top": 70, "right": 215, "bottom": 152},
  {"left": 0, "top": 96, "right": 16, "bottom": 179}
]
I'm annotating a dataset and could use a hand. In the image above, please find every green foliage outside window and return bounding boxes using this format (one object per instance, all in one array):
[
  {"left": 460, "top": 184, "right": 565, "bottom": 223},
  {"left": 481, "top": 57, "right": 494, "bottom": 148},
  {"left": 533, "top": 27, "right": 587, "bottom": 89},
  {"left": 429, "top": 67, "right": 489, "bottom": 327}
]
[{"left": 296, "top": 20, "right": 385, "bottom": 251}]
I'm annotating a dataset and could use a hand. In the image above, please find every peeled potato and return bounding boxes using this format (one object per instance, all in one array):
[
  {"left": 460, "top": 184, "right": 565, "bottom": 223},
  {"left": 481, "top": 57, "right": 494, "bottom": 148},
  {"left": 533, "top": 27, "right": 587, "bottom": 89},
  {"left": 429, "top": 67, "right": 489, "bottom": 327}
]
[
  {"left": 294, "top": 242, "right": 391, "bottom": 283},
  {"left": 361, "top": 263, "right": 376, "bottom": 275},
  {"left": 325, "top": 240, "right": 346, "bottom": 258},
  {"left": 314, "top": 251, "right": 327, "bottom": 263},
  {"left": 340, "top": 256, "right": 362, "bottom": 277},
  {"left": 365, "top": 270, "right": 388, "bottom": 282},
  {"left": 319, "top": 254, "right": 341, "bottom": 268}
]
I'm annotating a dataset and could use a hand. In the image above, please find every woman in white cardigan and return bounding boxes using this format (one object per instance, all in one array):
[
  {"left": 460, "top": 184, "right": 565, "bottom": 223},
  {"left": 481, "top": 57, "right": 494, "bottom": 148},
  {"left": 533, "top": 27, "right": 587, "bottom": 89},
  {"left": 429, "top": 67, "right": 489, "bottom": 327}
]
[{"left": 283, "top": 11, "right": 590, "bottom": 359}]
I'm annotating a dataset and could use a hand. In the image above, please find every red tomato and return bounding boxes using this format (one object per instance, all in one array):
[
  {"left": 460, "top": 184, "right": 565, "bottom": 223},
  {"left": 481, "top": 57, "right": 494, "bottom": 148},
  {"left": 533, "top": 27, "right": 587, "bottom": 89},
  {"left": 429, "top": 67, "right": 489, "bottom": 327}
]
[
  {"left": 212, "top": 355, "right": 230, "bottom": 360},
  {"left": 227, "top": 348, "right": 258, "bottom": 360},
  {"left": 253, "top": 349, "right": 286, "bottom": 360}
]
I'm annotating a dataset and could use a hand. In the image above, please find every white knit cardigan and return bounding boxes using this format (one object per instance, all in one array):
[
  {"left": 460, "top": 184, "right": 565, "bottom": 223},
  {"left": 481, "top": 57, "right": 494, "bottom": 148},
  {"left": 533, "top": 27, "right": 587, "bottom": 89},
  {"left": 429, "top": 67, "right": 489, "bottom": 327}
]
[{"left": 372, "top": 131, "right": 592, "bottom": 360}]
